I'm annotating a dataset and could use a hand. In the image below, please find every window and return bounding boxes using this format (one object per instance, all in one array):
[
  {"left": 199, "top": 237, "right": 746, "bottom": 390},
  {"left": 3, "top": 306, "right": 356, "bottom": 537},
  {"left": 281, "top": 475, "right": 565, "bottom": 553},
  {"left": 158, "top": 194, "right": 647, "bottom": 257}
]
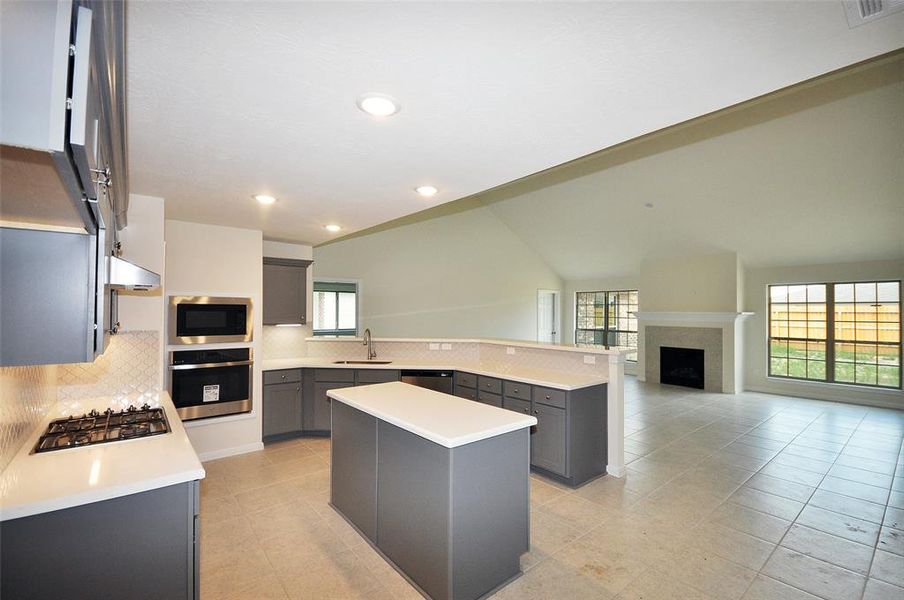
[
  {"left": 312, "top": 281, "right": 357, "bottom": 336},
  {"left": 769, "top": 281, "right": 901, "bottom": 389},
  {"left": 575, "top": 290, "right": 638, "bottom": 361}
]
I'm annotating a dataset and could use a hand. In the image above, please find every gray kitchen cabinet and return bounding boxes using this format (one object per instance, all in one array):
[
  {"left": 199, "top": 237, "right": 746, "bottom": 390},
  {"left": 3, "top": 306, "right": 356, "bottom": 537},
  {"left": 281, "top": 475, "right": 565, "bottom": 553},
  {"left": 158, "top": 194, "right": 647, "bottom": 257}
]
[
  {"left": 1, "top": 0, "right": 131, "bottom": 367},
  {"left": 262, "top": 257, "right": 311, "bottom": 325},
  {"left": 263, "top": 381, "right": 302, "bottom": 441},
  {"left": 312, "top": 380, "right": 354, "bottom": 431},
  {"left": 356, "top": 369, "right": 400, "bottom": 384},
  {"left": 453, "top": 371, "right": 478, "bottom": 400},
  {"left": 502, "top": 397, "right": 531, "bottom": 416},
  {"left": 1, "top": 481, "right": 200, "bottom": 600},
  {"left": 477, "top": 390, "right": 503, "bottom": 408},
  {"left": 455, "top": 387, "right": 478, "bottom": 401},
  {"left": 530, "top": 403, "right": 567, "bottom": 475}
]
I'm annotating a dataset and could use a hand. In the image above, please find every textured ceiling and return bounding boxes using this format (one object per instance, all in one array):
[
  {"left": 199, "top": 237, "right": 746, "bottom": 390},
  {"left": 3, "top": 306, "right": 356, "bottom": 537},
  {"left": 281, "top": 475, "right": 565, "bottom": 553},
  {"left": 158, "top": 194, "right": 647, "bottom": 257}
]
[{"left": 127, "top": 1, "right": 904, "bottom": 245}]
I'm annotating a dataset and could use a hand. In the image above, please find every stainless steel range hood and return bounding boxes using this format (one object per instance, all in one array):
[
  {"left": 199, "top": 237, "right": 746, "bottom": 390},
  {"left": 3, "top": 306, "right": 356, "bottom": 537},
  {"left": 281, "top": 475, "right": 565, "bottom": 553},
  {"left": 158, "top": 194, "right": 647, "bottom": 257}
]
[{"left": 107, "top": 255, "right": 160, "bottom": 290}]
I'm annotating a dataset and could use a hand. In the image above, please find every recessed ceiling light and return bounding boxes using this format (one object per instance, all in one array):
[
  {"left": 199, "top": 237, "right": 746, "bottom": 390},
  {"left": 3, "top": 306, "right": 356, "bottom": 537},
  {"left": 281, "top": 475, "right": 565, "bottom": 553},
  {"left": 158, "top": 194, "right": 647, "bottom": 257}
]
[
  {"left": 324, "top": 224, "right": 342, "bottom": 233},
  {"left": 415, "top": 185, "right": 438, "bottom": 198},
  {"left": 254, "top": 194, "right": 277, "bottom": 205},
  {"left": 357, "top": 93, "right": 400, "bottom": 117}
]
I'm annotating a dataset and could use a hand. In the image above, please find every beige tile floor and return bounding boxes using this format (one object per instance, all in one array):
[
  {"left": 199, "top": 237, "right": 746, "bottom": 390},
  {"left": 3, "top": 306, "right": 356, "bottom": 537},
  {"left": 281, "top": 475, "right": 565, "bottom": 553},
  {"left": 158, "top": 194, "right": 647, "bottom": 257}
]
[{"left": 200, "top": 378, "right": 904, "bottom": 599}]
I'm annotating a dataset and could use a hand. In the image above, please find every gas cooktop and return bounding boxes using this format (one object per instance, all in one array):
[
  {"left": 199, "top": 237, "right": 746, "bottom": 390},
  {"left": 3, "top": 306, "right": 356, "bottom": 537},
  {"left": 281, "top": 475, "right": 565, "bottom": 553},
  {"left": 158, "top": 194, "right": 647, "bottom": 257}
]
[{"left": 34, "top": 404, "right": 170, "bottom": 453}]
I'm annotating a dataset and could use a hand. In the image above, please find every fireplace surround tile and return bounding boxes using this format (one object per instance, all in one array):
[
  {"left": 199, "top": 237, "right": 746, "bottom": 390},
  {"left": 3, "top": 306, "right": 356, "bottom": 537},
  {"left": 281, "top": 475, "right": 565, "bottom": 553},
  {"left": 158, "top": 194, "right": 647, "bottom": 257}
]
[{"left": 645, "top": 326, "right": 723, "bottom": 392}]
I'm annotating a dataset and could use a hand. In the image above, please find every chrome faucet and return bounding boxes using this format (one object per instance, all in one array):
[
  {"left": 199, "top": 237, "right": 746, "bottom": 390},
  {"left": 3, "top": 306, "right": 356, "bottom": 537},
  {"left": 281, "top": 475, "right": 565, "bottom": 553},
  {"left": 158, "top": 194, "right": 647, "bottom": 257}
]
[{"left": 363, "top": 328, "right": 376, "bottom": 360}]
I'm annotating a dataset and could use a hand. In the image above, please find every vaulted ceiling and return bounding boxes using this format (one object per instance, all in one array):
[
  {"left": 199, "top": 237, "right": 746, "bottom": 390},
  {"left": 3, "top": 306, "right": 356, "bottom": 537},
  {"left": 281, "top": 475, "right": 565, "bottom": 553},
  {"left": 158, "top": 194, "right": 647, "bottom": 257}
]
[{"left": 127, "top": 1, "right": 904, "bottom": 246}]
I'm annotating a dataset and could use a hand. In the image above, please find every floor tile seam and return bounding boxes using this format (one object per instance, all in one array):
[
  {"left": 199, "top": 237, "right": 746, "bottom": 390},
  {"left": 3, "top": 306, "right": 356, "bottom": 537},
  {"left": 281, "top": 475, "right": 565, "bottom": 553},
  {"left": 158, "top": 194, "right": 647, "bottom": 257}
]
[
  {"left": 745, "top": 410, "right": 869, "bottom": 600},
  {"left": 859, "top": 433, "right": 904, "bottom": 597}
]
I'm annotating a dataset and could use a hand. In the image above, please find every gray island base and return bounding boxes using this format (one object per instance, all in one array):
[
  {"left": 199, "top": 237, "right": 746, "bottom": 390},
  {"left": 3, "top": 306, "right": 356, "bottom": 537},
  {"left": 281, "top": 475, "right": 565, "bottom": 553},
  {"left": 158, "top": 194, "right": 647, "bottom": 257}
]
[{"left": 328, "top": 382, "right": 536, "bottom": 600}]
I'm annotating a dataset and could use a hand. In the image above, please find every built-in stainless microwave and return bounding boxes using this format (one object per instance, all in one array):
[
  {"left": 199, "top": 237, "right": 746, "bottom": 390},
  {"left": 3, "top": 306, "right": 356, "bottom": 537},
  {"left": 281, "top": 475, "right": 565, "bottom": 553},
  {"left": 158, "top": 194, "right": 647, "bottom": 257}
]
[{"left": 168, "top": 296, "right": 253, "bottom": 345}]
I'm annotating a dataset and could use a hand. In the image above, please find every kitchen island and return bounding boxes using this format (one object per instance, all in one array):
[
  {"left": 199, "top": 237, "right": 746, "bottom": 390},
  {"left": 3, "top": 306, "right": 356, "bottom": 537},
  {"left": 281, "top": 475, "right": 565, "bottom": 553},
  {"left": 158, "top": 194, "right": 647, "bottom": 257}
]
[{"left": 328, "top": 381, "right": 537, "bottom": 600}]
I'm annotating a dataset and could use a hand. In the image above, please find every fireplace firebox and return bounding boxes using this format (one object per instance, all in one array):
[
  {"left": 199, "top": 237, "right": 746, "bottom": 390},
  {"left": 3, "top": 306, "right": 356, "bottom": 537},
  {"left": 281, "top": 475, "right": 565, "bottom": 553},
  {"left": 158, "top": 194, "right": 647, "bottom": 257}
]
[{"left": 660, "top": 346, "right": 704, "bottom": 389}]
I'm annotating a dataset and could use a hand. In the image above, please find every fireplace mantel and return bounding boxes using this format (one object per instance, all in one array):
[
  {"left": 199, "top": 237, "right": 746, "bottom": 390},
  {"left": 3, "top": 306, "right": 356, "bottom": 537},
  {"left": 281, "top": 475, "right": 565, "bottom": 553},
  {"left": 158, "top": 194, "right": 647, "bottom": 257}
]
[{"left": 636, "top": 312, "right": 752, "bottom": 394}]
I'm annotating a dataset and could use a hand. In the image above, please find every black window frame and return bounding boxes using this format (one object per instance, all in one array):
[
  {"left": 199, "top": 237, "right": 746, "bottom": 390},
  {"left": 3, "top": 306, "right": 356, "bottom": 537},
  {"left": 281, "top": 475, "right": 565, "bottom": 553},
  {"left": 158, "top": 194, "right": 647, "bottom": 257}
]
[
  {"left": 575, "top": 289, "right": 638, "bottom": 361},
  {"left": 312, "top": 281, "right": 358, "bottom": 337},
  {"left": 768, "top": 280, "right": 902, "bottom": 390}
]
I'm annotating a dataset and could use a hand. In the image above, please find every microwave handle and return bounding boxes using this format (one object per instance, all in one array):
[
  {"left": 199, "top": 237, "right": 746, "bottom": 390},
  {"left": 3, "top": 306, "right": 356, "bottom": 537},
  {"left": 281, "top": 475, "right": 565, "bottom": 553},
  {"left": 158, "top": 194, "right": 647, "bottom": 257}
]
[{"left": 169, "top": 360, "right": 254, "bottom": 370}]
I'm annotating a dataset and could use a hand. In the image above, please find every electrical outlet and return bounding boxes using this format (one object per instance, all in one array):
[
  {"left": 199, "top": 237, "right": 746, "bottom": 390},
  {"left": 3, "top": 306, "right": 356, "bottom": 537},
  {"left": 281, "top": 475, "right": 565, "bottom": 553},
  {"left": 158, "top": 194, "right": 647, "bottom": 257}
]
[
  {"left": 441, "top": 343, "right": 452, "bottom": 350},
  {"left": 429, "top": 343, "right": 440, "bottom": 350},
  {"left": 506, "top": 347, "right": 516, "bottom": 355},
  {"left": 583, "top": 355, "right": 596, "bottom": 364}
]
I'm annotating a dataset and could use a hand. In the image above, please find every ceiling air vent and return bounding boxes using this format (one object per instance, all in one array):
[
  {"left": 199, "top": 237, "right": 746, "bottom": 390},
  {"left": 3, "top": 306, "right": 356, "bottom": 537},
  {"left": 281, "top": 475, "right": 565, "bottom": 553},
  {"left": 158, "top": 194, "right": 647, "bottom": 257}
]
[{"left": 843, "top": 0, "right": 904, "bottom": 27}]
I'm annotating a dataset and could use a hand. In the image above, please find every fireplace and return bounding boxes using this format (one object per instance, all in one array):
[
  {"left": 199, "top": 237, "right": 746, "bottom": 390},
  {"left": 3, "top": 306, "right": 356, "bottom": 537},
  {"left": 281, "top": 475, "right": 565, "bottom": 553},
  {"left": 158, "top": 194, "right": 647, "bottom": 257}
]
[{"left": 660, "top": 346, "right": 704, "bottom": 389}]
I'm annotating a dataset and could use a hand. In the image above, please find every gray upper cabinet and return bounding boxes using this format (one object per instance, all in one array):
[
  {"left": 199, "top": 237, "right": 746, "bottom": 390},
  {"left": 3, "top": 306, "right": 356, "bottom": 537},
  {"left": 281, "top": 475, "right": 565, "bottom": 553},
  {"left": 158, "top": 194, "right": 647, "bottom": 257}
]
[
  {"left": 262, "top": 258, "right": 312, "bottom": 325},
  {"left": 1, "top": 0, "right": 129, "bottom": 367}
]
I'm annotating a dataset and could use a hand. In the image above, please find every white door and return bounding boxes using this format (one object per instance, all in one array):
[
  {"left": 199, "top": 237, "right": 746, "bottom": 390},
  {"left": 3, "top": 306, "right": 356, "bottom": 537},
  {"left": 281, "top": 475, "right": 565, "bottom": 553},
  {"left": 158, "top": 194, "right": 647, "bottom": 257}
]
[{"left": 537, "top": 290, "right": 560, "bottom": 344}]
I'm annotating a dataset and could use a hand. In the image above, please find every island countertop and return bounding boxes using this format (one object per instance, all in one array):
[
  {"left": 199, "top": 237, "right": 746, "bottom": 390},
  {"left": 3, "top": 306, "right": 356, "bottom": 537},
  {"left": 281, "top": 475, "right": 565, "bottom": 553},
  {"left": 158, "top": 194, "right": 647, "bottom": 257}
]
[
  {"left": 0, "top": 392, "right": 205, "bottom": 522},
  {"left": 327, "top": 381, "right": 537, "bottom": 448}
]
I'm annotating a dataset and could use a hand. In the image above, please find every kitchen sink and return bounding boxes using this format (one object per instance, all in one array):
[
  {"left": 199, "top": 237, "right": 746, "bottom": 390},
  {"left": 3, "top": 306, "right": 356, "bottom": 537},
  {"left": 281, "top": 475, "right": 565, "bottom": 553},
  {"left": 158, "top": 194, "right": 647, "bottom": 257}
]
[{"left": 332, "top": 360, "right": 393, "bottom": 365}]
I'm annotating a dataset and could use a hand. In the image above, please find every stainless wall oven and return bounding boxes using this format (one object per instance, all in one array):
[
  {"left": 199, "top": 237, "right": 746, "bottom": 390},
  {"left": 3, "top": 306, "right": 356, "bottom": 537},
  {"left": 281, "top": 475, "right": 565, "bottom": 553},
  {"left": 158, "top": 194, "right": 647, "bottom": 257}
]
[
  {"left": 168, "top": 348, "right": 252, "bottom": 421},
  {"left": 168, "top": 296, "right": 253, "bottom": 345}
]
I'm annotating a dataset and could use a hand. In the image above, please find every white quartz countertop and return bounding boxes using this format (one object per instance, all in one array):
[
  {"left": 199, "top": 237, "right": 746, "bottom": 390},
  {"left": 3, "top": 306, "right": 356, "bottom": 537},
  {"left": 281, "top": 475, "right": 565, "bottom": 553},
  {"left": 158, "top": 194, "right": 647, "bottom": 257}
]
[
  {"left": 328, "top": 382, "right": 537, "bottom": 448},
  {"left": 0, "top": 392, "right": 205, "bottom": 522},
  {"left": 262, "top": 358, "right": 608, "bottom": 390}
]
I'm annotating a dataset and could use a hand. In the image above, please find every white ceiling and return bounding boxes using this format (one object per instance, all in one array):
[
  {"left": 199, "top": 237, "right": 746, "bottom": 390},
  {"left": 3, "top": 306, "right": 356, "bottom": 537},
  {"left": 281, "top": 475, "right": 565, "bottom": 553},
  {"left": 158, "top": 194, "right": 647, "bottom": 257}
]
[
  {"left": 127, "top": 1, "right": 904, "bottom": 245},
  {"left": 483, "top": 54, "right": 904, "bottom": 280}
]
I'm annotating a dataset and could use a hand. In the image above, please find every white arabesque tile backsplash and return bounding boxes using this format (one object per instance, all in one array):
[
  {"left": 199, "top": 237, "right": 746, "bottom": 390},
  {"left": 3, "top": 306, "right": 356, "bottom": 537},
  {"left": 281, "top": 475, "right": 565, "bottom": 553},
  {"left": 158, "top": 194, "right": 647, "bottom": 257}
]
[
  {"left": 57, "top": 331, "right": 162, "bottom": 404},
  {"left": 0, "top": 364, "right": 58, "bottom": 472}
]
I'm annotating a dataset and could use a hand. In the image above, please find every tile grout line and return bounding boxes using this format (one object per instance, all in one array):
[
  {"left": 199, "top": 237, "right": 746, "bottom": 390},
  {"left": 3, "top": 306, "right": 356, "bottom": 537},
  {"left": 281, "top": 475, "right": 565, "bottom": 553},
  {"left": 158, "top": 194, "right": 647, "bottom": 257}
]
[{"left": 740, "top": 408, "right": 872, "bottom": 600}]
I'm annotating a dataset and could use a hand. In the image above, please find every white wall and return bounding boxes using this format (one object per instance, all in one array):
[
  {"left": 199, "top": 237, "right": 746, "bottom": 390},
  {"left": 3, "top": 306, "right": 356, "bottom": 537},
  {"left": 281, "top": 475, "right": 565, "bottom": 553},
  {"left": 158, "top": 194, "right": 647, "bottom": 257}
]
[
  {"left": 640, "top": 252, "right": 741, "bottom": 312},
  {"left": 313, "top": 206, "right": 563, "bottom": 341},
  {"left": 744, "top": 259, "right": 904, "bottom": 408},
  {"left": 118, "top": 194, "right": 166, "bottom": 389},
  {"left": 165, "top": 220, "right": 264, "bottom": 459}
]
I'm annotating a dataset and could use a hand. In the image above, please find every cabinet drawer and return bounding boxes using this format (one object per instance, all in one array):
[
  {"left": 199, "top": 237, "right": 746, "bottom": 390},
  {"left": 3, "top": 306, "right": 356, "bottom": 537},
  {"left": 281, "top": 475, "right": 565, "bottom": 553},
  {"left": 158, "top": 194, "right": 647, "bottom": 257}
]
[
  {"left": 477, "top": 376, "right": 502, "bottom": 395},
  {"left": 314, "top": 368, "right": 356, "bottom": 383},
  {"left": 454, "top": 387, "right": 477, "bottom": 401},
  {"left": 263, "top": 369, "right": 301, "bottom": 385},
  {"left": 356, "top": 369, "right": 400, "bottom": 384},
  {"left": 477, "top": 390, "right": 502, "bottom": 408},
  {"left": 454, "top": 372, "right": 477, "bottom": 389},
  {"left": 503, "top": 380, "right": 531, "bottom": 400},
  {"left": 533, "top": 386, "right": 566, "bottom": 409},
  {"left": 502, "top": 397, "right": 531, "bottom": 416}
]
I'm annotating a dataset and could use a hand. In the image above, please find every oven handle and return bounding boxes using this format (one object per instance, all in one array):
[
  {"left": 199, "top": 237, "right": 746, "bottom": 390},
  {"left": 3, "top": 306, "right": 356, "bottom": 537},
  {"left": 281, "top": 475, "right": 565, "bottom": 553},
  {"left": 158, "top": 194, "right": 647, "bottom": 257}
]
[{"left": 169, "top": 360, "right": 254, "bottom": 370}]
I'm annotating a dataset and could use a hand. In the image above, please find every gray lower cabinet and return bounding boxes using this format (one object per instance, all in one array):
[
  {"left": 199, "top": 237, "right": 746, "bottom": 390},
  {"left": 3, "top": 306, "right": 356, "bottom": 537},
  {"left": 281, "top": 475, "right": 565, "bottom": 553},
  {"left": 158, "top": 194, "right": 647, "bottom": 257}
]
[
  {"left": 331, "top": 401, "right": 529, "bottom": 600},
  {"left": 502, "top": 381, "right": 607, "bottom": 487},
  {"left": 312, "top": 381, "right": 353, "bottom": 431},
  {"left": 531, "top": 404, "right": 567, "bottom": 475},
  {"left": 263, "top": 381, "right": 302, "bottom": 440},
  {"left": 477, "top": 390, "right": 503, "bottom": 408},
  {"left": 0, "top": 481, "right": 200, "bottom": 600},
  {"left": 453, "top": 371, "right": 477, "bottom": 400}
]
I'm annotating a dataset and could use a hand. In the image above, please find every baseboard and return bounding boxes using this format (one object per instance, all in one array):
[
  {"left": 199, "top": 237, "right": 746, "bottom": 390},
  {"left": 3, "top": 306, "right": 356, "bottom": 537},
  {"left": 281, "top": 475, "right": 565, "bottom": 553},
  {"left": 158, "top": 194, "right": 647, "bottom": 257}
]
[
  {"left": 607, "top": 464, "right": 626, "bottom": 478},
  {"left": 746, "top": 381, "right": 904, "bottom": 410},
  {"left": 198, "top": 442, "right": 264, "bottom": 462}
]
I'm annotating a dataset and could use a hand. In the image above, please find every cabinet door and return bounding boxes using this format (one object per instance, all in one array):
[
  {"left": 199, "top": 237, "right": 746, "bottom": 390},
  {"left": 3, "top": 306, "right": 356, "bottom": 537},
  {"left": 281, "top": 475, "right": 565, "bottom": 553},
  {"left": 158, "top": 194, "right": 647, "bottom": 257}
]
[
  {"left": 263, "top": 382, "right": 301, "bottom": 438},
  {"left": 312, "top": 381, "right": 353, "bottom": 431},
  {"left": 502, "top": 397, "right": 531, "bottom": 415},
  {"left": 454, "top": 386, "right": 477, "bottom": 401},
  {"left": 531, "top": 404, "right": 567, "bottom": 475},
  {"left": 262, "top": 263, "right": 307, "bottom": 325},
  {"left": 477, "top": 390, "right": 502, "bottom": 408}
]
